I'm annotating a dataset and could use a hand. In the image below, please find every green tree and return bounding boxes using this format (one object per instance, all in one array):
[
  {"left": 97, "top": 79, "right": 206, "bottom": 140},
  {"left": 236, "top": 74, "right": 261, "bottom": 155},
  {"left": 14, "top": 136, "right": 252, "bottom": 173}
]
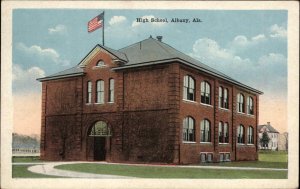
[{"left": 260, "top": 132, "right": 270, "bottom": 149}]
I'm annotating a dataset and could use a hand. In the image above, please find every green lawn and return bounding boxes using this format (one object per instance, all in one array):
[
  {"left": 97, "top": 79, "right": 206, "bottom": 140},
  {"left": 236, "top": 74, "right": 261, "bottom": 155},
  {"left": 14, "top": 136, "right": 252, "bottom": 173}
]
[
  {"left": 12, "top": 165, "right": 61, "bottom": 178},
  {"left": 12, "top": 156, "right": 43, "bottom": 163},
  {"left": 12, "top": 151, "right": 288, "bottom": 179},
  {"left": 200, "top": 151, "right": 288, "bottom": 169},
  {"left": 55, "top": 163, "right": 287, "bottom": 179}
]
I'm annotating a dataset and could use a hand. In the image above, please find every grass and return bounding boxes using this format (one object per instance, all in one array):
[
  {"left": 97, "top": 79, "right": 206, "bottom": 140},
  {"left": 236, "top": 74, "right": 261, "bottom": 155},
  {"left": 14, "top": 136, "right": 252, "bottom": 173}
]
[
  {"left": 12, "top": 156, "right": 43, "bottom": 163},
  {"left": 55, "top": 151, "right": 288, "bottom": 179},
  {"left": 12, "top": 165, "right": 61, "bottom": 178},
  {"left": 55, "top": 163, "right": 287, "bottom": 179},
  {"left": 12, "top": 151, "right": 288, "bottom": 179}
]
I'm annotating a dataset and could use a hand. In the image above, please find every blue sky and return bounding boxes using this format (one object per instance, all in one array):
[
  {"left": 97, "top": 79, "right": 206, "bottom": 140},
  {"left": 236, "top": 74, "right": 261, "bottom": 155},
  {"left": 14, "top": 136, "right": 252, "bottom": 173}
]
[{"left": 12, "top": 9, "right": 288, "bottom": 134}]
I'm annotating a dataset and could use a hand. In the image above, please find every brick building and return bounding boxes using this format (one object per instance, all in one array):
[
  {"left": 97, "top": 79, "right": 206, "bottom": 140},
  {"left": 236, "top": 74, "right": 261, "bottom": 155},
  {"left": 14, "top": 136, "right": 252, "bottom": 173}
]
[{"left": 38, "top": 36, "right": 263, "bottom": 164}]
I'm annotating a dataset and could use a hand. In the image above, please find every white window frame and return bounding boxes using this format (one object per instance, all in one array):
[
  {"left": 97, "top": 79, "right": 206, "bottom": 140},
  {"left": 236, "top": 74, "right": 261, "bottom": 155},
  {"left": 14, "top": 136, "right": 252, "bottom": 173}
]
[
  {"left": 201, "top": 119, "right": 211, "bottom": 142},
  {"left": 109, "top": 78, "right": 114, "bottom": 103},
  {"left": 183, "top": 76, "right": 195, "bottom": 101},
  {"left": 201, "top": 81, "right": 211, "bottom": 105},
  {"left": 87, "top": 81, "right": 92, "bottom": 104},
  {"left": 96, "top": 80, "right": 104, "bottom": 104}
]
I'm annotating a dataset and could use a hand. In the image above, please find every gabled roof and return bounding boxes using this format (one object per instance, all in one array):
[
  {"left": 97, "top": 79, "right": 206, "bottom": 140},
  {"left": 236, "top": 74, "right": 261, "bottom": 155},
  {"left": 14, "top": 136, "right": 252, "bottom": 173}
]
[
  {"left": 37, "top": 37, "right": 263, "bottom": 95},
  {"left": 258, "top": 124, "right": 279, "bottom": 133}
]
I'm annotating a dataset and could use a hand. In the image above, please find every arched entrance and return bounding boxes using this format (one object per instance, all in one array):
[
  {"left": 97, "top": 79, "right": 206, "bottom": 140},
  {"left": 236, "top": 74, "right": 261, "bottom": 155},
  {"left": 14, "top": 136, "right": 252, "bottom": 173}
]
[{"left": 88, "top": 121, "right": 111, "bottom": 161}]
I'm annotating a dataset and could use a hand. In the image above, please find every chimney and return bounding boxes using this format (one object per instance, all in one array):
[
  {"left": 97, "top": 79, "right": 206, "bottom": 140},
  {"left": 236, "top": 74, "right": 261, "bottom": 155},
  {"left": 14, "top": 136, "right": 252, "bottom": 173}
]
[
  {"left": 267, "top": 122, "right": 270, "bottom": 126},
  {"left": 156, "top": 36, "right": 163, "bottom": 42}
]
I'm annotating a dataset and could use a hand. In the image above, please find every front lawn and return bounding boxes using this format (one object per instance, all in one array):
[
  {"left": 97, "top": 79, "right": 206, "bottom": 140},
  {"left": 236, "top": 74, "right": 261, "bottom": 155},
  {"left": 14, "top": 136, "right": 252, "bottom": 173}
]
[
  {"left": 12, "top": 165, "right": 61, "bottom": 178},
  {"left": 55, "top": 163, "right": 287, "bottom": 179},
  {"left": 12, "top": 156, "right": 43, "bottom": 163}
]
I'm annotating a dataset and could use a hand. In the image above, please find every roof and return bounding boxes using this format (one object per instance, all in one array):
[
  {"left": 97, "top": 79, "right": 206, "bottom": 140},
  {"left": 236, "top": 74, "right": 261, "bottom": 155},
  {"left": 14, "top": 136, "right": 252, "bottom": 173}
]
[
  {"left": 258, "top": 124, "right": 279, "bottom": 133},
  {"left": 37, "top": 66, "right": 85, "bottom": 81},
  {"left": 37, "top": 37, "right": 263, "bottom": 94}
]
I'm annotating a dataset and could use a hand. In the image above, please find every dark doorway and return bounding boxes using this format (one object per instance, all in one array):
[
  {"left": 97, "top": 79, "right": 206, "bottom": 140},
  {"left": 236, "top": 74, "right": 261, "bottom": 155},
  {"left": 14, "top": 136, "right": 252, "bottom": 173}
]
[{"left": 94, "top": 137, "right": 106, "bottom": 161}]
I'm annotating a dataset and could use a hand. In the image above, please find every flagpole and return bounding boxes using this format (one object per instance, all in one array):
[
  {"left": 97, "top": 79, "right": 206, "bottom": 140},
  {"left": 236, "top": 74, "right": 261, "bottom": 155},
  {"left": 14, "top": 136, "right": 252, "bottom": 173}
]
[{"left": 102, "top": 11, "right": 105, "bottom": 46}]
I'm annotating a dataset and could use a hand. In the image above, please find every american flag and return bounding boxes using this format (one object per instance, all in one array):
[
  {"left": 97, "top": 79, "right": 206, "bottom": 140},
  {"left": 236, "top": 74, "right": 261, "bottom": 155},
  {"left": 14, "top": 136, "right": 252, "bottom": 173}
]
[{"left": 88, "top": 12, "right": 104, "bottom": 33}]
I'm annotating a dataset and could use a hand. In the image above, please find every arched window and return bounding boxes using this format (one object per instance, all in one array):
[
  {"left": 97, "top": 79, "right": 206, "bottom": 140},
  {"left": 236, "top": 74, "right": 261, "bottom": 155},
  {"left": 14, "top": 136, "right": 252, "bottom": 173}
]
[
  {"left": 218, "top": 87, "right": 223, "bottom": 108},
  {"left": 237, "top": 124, "right": 245, "bottom": 144},
  {"left": 219, "top": 87, "right": 229, "bottom": 109},
  {"left": 183, "top": 116, "right": 195, "bottom": 142},
  {"left": 96, "top": 80, "right": 104, "bottom": 104},
  {"left": 183, "top": 76, "right": 195, "bottom": 101},
  {"left": 247, "top": 96, "right": 254, "bottom": 115},
  {"left": 109, "top": 78, "right": 114, "bottom": 103},
  {"left": 224, "top": 122, "right": 229, "bottom": 143},
  {"left": 96, "top": 60, "right": 105, "bottom": 67},
  {"left": 247, "top": 126, "right": 254, "bottom": 144},
  {"left": 201, "top": 81, "right": 211, "bottom": 104},
  {"left": 224, "top": 89, "right": 229, "bottom": 109},
  {"left": 237, "top": 93, "right": 245, "bottom": 113},
  {"left": 219, "top": 122, "right": 229, "bottom": 143},
  {"left": 218, "top": 122, "right": 223, "bottom": 143},
  {"left": 87, "top": 81, "right": 92, "bottom": 103},
  {"left": 89, "top": 121, "right": 111, "bottom": 136},
  {"left": 200, "top": 119, "right": 211, "bottom": 142}
]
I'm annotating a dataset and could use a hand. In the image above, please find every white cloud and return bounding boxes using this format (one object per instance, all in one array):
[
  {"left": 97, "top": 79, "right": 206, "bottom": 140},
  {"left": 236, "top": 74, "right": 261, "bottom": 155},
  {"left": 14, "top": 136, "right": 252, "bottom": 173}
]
[
  {"left": 230, "top": 34, "right": 266, "bottom": 51},
  {"left": 12, "top": 64, "right": 45, "bottom": 93},
  {"left": 269, "top": 24, "right": 287, "bottom": 38},
  {"left": 190, "top": 37, "right": 287, "bottom": 96},
  {"left": 48, "top": 24, "right": 67, "bottom": 35},
  {"left": 16, "top": 42, "right": 70, "bottom": 66},
  {"left": 132, "top": 15, "right": 166, "bottom": 27},
  {"left": 109, "top": 16, "right": 127, "bottom": 26}
]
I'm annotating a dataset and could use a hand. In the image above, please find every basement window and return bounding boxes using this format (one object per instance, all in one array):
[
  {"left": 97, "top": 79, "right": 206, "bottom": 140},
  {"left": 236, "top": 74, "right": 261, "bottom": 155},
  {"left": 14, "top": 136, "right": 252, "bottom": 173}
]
[{"left": 200, "top": 153, "right": 213, "bottom": 163}]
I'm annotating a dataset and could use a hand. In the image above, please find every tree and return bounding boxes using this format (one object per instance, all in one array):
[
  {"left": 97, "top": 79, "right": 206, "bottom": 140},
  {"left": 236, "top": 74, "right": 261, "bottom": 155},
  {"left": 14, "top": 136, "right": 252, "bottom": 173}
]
[
  {"left": 283, "top": 132, "right": 288, "bottom": 151},
  {"left": 260, "top": 132, "right": 270, "bottom": 149}
]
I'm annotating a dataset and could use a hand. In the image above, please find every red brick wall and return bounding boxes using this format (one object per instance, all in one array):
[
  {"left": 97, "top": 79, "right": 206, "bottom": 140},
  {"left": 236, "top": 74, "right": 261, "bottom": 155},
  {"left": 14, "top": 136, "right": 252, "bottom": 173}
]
[{"left": 40, "top": 52, "right": 259, "bottom": 163}]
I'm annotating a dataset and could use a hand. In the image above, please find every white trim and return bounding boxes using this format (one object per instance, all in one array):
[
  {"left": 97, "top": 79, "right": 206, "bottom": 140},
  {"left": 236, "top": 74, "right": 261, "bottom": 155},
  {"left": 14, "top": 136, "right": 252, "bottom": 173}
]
[
  {"left": 237, "top": 143, "right": 246, "bottom": 145},
  {"left": 200, "top": 103, "right": 213, "bottom": 108},
  {"left": 85, "top": 103, "right": 92, "bottom": 105},
  {"left": 246, "top": 144, "right": 255, "bottom": 146},
  {"left": 219, "top": 143, "right": 229, "bottom": 145},
  {"left": 200, "top": 142, "right": 212, "bottom": 144},
  {"left": 182, "top": 141, "right": 196, "bottom": 144},
  {"left": 182, "top": 99, "right": 197, "bottom": 104},
  {"left": 237, "top": 112, "right": 246, "bottom": 115},
  {"left": 95, "top": 102, "right": 105, "bottom": 105},
  {"left": 219, "top": 107, "right": 230, "bottom": 111},
  {"left": 107, "top": 101, "right": 114, "bottom": 104}
]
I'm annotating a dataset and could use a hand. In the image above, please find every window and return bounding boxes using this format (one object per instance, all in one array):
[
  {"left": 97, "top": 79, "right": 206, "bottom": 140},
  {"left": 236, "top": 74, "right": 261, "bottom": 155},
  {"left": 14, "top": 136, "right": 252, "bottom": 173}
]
[
  {"left": 218, "top": 122, "right": 223, "bottom": 143},
  {"left": 219, "top": 87, "right": 223, "bottom": 107},
  {"left": 237, "top": 124, "right": 245, "bottom": 144},
  {"left": 219, "top": 153, "right": 224, "bottom": 162},
  {"left": 200, "top": 119, "right": 211, "bottom": 142},
  {"left": 219, "top": 87, "right": 229, "bottom": 109},
  {"left": 201, "top": 81, "right": 211, "bottom": 104},
  {"left": 89, "top": 121, "right": 111, "bottom": 136},
  {"left": 200, "top": 153, "right": 206, "bottom": 163},
  {"left": 207, "top": 154, "right": 213, "bottom": 162},
  {"left": 87, "top": 81, "right": 92, "bottom": 103},
  {"left": 109, "top": 79, "right": 114, "bottom": 102},
  {"left": 219, "top": 122, "right": 229, "bottom": 143},
  {"left": 224, "top": 89, "right": 229, "bottom": 109},
  {"left": 183, "top": 76, "right": 195, "bottom": 101},
  {"left": 96, "top": 80, "right": 104, "bottom": 104},
  {"left": 200, "top": 153, "right": 213, "bottom": 163},
  {"left": 183, "top": 117, "right": 195, "bottom": 142},
  {"left": 247, "top": 126, "right": 254, "bottom": 144},
  {"left": 237, "top": 93, "right": 245, "bottom": 113},
  {"left": 247, "top": 96, "right": 254, "bottom": 115},
  {"left": 225, "top": 153, "right": 230, "bottom": 161},
  {"left": 96, "top": 60, "right": 105, "bottom": 67},
  {"left": 224, "top": 123, "right": 229, "bottom": 143}
]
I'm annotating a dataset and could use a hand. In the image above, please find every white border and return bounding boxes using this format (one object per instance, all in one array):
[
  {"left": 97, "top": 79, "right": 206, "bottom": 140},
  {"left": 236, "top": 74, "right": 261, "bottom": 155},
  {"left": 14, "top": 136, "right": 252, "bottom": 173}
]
[{"left": 1, "top": 1, "right": 299, "bottom": 189}]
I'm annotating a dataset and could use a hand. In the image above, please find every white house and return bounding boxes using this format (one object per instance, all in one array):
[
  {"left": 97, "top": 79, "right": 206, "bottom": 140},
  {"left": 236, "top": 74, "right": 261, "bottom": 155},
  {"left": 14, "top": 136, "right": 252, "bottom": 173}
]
[{"left": 258, "top": 122, "right": 279, "bottom": 150}]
